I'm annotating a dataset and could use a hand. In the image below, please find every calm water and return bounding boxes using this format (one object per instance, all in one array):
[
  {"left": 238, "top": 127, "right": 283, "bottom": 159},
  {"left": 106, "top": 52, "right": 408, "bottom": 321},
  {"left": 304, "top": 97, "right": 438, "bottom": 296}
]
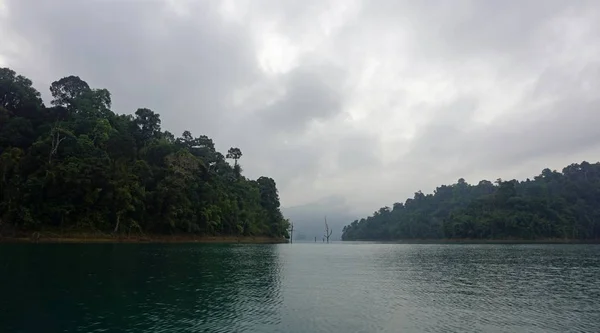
[{"left": 1, "top": 243, "right": 599, "bottom": 332}]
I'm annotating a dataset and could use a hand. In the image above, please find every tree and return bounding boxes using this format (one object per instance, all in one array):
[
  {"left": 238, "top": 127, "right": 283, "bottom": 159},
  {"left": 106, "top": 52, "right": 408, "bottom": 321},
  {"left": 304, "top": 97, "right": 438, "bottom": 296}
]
[
  {"left": 50, "top": 75, "right": 91, "bottom": 108},
  {"left": 0, "top": 68, "right": 43, "bottom": 111},
  {"left": 133, "top": 108, "right": 161, "bottom": 145},
  {"left": 226, "top": 147, "right": 242, "bottom": 166},
  {"left": 48, "top": 121, "right": 68, "bottom": 163}
]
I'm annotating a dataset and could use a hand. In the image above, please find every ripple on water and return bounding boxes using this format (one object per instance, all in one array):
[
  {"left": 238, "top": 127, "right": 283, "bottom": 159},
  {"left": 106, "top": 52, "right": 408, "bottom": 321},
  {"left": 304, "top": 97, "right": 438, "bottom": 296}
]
[{"left": 0, "top": 243, "right": 599, "bottom": 332}]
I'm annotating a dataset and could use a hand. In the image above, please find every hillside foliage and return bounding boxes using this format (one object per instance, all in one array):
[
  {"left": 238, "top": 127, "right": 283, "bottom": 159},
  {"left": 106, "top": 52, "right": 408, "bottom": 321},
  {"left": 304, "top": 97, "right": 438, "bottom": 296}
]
[
  {"left": 342, "top": 163, "right": 600, "bottom": 241},
  {"left": 0, "top": 67, "right": 289, "bottom": 237}
]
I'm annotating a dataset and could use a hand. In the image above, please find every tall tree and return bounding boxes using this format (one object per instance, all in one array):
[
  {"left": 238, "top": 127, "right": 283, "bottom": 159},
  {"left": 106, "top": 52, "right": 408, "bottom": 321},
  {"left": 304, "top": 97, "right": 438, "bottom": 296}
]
[
  {"left": 133, "top": 108, "right": 161, "bottom": 145},
  {"left": 226, "top": 147, "right": 242, "bottom": 166},
  {"left": 50, "top": 75, "right": 91, "bottom": 109}
]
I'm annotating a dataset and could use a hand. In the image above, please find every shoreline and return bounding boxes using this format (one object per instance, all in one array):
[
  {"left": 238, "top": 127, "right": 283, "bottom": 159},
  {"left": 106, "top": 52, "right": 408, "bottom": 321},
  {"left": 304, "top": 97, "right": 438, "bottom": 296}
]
[
  {"left": 2, "top": 232, "right": 597, "bottom": 245},
  {"left": 0, "top": 232, "right": 288, "bottom": 244},
  {"left": 344, "top": 238, "right": 600, "bottom": 244}
]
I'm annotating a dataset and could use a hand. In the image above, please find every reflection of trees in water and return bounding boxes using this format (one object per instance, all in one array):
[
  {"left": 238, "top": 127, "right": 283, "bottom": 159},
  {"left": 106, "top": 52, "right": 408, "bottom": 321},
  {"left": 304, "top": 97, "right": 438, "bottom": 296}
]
[
  {"left": 136, "top": 244, "right": 284, "bottom": 332},
  {"left": 0, "top": 244, "right": 283, "bottom": 333}
]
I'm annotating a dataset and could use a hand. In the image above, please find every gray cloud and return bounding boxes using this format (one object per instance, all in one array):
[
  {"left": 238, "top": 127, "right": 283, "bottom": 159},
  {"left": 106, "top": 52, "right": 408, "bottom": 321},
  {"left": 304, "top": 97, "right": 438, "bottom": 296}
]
[
  {"left": 335, "top": 131, "right": 381, "bottom": 172},
  {"left": 259, "top": 65, "right": 345, "bottom": 133},
  {"left": 397, "top": 61, "right": 600, "bottom": 197},
  {"left": 3, "top": 0, "right": 600, "bottom": 220},
  {"left": 2, "top": 0, "right": 259, "bottom": 138},
  {"left": 361, "top": 0, "right": 593, "bottom": 59}
]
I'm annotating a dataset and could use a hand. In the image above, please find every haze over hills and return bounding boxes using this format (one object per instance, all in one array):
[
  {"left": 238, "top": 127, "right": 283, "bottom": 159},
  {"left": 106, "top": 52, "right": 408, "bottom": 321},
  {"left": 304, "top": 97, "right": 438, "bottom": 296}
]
[{"left": 282, "top": 196, "right": 358, "bottom": 242}]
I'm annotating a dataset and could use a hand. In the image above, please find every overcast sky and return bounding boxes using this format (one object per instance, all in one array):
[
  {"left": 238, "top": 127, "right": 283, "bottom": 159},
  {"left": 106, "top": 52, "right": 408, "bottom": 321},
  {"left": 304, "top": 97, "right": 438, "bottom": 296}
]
[{"left": 2, "top": 0, "right": 600, "bottom": 216}]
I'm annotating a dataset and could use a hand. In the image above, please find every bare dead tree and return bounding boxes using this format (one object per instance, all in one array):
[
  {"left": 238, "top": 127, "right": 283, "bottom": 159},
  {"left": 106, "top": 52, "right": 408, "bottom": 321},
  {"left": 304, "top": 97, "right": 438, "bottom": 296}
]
[
  {"left": 49, "top": 121, "right": 66, "bottom": 164},
  {"left": 324, "top": 216, "right": 332, "bottom": 243},
  {"left": 288, "top": 222, "right": 294, "bottom": 244}
]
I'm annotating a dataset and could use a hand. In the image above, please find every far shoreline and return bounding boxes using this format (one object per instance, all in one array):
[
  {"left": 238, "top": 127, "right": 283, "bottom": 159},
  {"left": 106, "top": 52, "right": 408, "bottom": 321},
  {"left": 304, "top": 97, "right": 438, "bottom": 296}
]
[
  {"left": 2, "top": 232, "right": 598, "bottom": 245},
  {"left": 0, "top": 232, "right": 289, "bottom": 244},
  {"left": 343, "top": 238, "right": 600, "bottom": 244}
]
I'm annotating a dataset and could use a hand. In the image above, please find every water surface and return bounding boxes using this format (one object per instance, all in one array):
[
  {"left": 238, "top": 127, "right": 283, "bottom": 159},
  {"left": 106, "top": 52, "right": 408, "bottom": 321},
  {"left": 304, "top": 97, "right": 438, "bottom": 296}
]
[{"left": 1, "top": 243, "right": 599, "bottom": 332}]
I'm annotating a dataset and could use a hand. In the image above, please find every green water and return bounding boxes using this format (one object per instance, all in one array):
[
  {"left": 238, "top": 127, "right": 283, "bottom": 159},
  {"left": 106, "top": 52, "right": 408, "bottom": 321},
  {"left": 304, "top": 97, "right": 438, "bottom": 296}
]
[{"left": 1, "top": 243, "right": 599, "bottom": 332}]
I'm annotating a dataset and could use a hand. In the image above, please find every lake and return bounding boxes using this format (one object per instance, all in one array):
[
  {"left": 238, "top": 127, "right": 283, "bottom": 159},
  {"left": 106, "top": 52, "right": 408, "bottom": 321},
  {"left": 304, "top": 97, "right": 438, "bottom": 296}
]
[{"left": 1, "top": 242, "right": 599, "bottom": 332}]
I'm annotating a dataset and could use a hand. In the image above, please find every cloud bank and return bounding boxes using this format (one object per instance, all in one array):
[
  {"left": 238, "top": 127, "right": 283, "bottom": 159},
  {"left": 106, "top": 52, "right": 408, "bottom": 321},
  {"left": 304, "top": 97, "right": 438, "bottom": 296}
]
[{"left": 2, "top": 0, "right": 600, "bottom": 217}]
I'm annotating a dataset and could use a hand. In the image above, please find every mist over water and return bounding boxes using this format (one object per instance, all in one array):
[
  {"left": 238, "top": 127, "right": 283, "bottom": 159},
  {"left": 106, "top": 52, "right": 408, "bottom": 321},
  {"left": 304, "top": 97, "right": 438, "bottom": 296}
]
[{"left": 1, "top": 243, "right": 599, "bottom": 332}]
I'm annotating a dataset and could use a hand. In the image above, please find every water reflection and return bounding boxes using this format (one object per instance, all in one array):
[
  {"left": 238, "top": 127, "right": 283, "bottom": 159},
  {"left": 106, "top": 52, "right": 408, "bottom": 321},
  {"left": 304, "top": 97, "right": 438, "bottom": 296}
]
[{"left": 0, "top": 243, "right": 283, "bottom": 333}]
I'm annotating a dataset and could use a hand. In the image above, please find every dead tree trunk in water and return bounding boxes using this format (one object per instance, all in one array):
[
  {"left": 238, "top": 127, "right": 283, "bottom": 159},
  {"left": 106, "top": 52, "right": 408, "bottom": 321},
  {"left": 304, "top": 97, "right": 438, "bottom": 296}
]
[
  {"left": 289, "top": 222, "right": 294, "bottom": 244},
  {"left": 324, "top": 216, "right": 332, "bottom": 243}
]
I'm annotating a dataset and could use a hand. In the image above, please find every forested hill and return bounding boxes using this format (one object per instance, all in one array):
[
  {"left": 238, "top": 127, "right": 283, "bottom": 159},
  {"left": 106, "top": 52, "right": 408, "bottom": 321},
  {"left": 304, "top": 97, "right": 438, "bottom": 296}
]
[
  {"left": 0, "top": 67, "right": 289, "bottom": 238},
  {"left": 342, "top": 163, "right": 600, "bottom": 241}
]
